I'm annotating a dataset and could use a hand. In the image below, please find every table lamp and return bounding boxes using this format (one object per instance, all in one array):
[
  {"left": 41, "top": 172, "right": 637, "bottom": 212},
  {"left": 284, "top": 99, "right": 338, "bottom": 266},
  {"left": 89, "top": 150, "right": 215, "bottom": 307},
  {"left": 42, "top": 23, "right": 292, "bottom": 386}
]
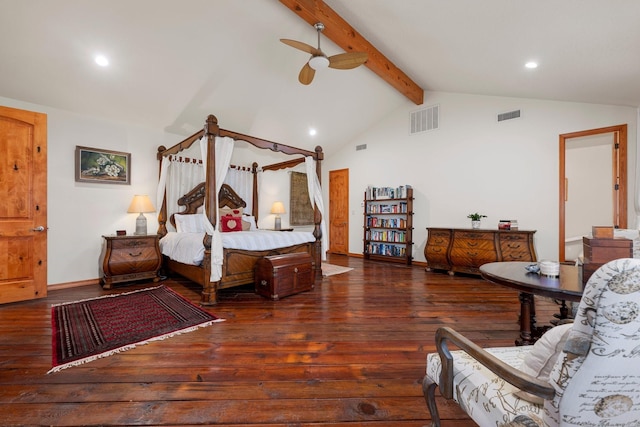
[
  {"left": 127, "top": 195, "right": 156, "bottom": 235},
  {"left": 270, "top": 201, "right": 285, "bottom": 230}
]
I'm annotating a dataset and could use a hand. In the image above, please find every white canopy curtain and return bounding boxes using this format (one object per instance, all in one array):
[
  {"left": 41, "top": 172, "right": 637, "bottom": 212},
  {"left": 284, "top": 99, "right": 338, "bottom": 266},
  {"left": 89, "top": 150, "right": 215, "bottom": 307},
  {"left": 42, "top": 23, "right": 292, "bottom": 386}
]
[
  {"left": 224, "top": 165, "right": 253, "bottom": 214},
  {"left": 305, "top": 156, "right": 327, "bottom": 260},
  {"left": 156, "top": 156, "right": 204, "bottom": 231},
  {"left": 200, "top": 136, "right": 234, "bottom": 281}
]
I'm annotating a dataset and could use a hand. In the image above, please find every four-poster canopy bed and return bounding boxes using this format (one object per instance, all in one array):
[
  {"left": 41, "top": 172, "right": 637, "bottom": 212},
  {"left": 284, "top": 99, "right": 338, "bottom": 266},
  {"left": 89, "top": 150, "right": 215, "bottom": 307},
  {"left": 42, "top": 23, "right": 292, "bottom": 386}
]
[{"left": 156, "top": 115, "right": 324, "bottom": 305}]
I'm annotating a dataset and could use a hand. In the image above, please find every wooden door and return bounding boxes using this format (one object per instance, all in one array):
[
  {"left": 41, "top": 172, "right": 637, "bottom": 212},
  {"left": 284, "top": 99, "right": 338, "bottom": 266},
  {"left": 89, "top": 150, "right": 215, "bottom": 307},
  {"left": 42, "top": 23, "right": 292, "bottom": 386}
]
[
  {"left": 0, "top": 106, "right": 48, "bottom": 304},
  {"left": 559, "top": 124, "right": 627, "bottom": 262},
  {"left": 329, "top": 169, "right": 349, "bottom": 254}
]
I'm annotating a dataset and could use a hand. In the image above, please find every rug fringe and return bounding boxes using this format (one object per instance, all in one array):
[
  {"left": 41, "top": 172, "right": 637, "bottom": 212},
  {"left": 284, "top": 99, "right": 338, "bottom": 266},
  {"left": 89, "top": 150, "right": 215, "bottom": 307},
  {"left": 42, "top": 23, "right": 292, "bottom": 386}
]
[
  {"left": 47, "top": 318, "right": 225, "bottom": 374},
  {"left": 50, "top": 285, "right": 165, "bottom": 307}
]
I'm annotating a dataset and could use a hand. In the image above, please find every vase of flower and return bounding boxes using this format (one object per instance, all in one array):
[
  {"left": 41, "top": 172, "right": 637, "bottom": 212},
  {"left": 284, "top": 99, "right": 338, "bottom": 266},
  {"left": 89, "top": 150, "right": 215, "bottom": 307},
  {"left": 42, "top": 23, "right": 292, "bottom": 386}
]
[{"left": 467, "top": 213, "right": 487, "bottom": 229}]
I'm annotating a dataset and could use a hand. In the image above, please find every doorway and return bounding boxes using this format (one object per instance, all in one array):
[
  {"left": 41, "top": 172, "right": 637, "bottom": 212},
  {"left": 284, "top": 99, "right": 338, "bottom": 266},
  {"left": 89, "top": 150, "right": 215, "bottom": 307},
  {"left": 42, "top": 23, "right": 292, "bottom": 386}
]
[
  {"left": 0, "top": 106, "right": 48, "bottom": 304},
  {"left": 329, "top": 169, "right": 349, "bottom": 254},
  {"left": 559, "top": 124, "right": 627, "bottom": 262}
]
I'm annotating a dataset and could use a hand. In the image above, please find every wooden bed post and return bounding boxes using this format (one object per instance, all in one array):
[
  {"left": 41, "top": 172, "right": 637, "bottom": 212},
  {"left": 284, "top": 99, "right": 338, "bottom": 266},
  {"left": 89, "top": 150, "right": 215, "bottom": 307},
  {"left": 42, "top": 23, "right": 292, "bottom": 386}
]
[
  {"left": 251, "top": 162, "right": 259, "bottom": 220},
  {"left": 204, "top": 115, "right": 219, "bottom": 229},
  {"left": 313, "top": 145, "right": 324, "bottom": 282},
  {"left": 202, "top": 114, "right": 219, "bottom": 305},
  {"left": 156, "top": 146, "right": 168, "bottom": 237}
]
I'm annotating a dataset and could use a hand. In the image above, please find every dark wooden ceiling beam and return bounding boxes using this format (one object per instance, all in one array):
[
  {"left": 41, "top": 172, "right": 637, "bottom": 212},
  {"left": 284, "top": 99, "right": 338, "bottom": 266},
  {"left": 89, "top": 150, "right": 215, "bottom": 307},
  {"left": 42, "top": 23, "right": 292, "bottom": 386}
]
[{"left": 279, "top": 0, "right": 424, "bottom": 105}]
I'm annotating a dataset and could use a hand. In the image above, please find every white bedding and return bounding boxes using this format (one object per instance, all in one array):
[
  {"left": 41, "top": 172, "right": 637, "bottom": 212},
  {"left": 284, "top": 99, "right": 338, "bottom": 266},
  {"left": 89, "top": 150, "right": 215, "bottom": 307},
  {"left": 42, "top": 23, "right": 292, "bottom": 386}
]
[{"left": 160, "top": 230, "right": 316, "bottom": 266}]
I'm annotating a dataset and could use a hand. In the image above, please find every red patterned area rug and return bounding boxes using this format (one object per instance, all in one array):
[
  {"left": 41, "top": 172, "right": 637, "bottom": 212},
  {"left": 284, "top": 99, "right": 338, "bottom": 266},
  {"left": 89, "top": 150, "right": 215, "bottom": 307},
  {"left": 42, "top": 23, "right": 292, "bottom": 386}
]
[{"left": 49, "top": 285, "right": 223, "bottom": 374}]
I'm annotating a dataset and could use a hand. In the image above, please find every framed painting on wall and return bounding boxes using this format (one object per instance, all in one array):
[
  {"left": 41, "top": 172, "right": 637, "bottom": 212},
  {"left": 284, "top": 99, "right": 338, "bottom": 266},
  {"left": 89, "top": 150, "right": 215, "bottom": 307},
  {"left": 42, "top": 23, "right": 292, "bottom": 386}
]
[{"left": 75, "top": 146, "right": 131, "bottom": 185}]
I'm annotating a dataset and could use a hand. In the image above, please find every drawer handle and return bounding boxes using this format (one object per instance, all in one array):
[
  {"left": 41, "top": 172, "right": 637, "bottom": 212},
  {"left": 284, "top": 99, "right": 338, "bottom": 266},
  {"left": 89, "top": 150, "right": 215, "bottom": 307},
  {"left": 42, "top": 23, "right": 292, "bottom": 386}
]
[
  {"left": 294, "top": 267, "right": 298, "bottom": 273},
  {"left": 260, "top": 280, "right": 267, "bottom": 287},
  {"left": 467, "top": 242, "right": 479, "bottom": 247},
  {"left": 433, "top": 248, "right": 443, "bottom": 253},
  {"left": 507, "top": 243, "right": 522, "bottom": 248},
  {"left": 466, "top": 251, "right": 478, "bottom": 256},
  {"left": 129, "top": 251, "right": 143, "bottom": 257}
]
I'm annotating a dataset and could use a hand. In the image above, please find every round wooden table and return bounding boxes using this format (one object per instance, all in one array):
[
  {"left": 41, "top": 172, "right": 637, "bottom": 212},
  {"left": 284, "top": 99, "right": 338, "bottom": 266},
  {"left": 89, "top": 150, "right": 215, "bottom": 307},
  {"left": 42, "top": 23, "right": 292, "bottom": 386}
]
[{"left": 480, "top": 261, "right": 583, "bottom": 345}]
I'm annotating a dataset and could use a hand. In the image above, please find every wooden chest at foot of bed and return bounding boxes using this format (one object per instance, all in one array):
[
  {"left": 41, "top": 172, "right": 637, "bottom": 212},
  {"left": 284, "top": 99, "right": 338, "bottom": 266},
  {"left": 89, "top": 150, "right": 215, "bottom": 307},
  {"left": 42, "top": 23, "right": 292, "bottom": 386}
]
[{"left": 255, "top": 253, "right": 314, "bottom": 300}]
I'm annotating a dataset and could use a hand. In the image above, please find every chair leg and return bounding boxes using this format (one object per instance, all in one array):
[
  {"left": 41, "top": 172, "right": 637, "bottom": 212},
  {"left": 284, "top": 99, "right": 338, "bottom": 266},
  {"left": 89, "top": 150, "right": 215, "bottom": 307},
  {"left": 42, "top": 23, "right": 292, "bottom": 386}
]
[{"left": 422, "top": 375, "right": 441, "bottom": 427}]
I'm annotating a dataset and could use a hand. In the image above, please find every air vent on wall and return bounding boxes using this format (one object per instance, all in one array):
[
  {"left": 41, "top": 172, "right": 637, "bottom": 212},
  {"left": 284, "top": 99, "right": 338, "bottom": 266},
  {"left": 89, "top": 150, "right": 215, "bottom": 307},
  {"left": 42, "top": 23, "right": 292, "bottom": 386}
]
[
  {"left": 410, "top": 104, "right": 439, "bottom": 134},
  {"left": 497, "top": 109, "right": 521, "bottom": 122}
]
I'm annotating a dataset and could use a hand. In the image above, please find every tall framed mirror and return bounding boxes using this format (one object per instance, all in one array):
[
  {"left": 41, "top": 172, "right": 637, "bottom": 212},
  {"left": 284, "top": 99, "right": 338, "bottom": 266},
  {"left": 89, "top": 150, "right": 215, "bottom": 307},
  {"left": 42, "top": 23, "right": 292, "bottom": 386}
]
[{"left": 559, "top": 124, "right": 627, "bottom": 262}]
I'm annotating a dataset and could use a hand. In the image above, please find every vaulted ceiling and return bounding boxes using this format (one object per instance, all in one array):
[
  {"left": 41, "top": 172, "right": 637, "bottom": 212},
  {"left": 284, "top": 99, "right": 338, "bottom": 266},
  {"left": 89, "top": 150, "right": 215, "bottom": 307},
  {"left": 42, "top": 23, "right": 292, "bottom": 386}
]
[{"left": 1, "top": 0, "right": 639, "bottom": 154}]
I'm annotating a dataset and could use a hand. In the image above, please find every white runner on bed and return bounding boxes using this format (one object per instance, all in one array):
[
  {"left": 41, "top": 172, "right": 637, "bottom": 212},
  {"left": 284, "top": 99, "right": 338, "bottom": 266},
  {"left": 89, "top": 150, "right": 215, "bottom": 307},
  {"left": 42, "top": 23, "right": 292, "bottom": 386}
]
[{"left": 160, "top": 230, "right": 316, "bottom": 266}]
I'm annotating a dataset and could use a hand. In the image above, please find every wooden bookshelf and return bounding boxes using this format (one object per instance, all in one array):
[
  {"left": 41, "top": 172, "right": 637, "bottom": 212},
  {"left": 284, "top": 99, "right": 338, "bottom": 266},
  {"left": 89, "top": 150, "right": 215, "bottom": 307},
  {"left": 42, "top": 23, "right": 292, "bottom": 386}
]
[{"left": 363, "top": 186, "right": 413, "bottom": 265}]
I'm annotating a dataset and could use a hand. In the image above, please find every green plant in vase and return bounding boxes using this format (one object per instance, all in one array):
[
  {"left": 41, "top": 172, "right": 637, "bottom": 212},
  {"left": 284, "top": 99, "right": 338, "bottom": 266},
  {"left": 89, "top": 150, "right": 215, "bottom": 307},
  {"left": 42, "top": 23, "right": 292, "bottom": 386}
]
[{"left": 467, "top": 212, "right": 487, "bottom": 229}]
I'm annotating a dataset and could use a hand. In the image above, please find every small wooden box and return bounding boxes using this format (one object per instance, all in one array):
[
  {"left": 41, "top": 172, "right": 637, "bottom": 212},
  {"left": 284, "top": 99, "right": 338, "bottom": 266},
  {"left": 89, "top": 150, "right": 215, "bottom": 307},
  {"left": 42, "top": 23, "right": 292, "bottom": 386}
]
[
  {"left": 255, "top": 252, "right": 314, "bottom": 300},
  {"left": 583, "top": 236, "right": 633, "bottom": 263},
  {"left": 592, "top": 226, "right": 614, "bottom": 238},
  {"left": 582, "top": 236, "right": 633, "bottom": 284}
]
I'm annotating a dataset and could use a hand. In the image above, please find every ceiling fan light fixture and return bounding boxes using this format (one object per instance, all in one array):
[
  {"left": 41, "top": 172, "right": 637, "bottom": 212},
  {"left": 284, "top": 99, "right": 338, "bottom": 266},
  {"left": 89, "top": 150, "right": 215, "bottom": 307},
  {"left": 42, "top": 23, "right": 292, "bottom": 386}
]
[{"left": 309, "top": 55, "right": 329, "bottom": 70}]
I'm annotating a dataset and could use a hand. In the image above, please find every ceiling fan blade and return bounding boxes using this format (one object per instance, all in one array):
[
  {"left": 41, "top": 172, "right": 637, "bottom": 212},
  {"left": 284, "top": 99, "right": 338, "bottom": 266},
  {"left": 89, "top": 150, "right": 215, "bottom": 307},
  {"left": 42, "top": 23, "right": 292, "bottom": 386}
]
[
  {"left": 328, "top": 52, "right": 368, "bottom": 70},
  {"left": 298, "top": 62, "right": 315, "bottom": 85},
  {"left": 280, "top": 39, "right": 322, "bottom": 56}
]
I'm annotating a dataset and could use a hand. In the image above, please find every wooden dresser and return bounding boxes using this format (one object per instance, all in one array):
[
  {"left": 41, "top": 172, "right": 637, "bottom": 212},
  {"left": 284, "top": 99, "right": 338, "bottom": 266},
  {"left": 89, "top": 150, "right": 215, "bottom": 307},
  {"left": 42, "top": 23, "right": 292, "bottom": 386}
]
[
  {"left": 425, "top": 228, "right": 537, "bottom": 275},
  {"left": 99, "top": 234, "right": 162, "bottom": 289}
]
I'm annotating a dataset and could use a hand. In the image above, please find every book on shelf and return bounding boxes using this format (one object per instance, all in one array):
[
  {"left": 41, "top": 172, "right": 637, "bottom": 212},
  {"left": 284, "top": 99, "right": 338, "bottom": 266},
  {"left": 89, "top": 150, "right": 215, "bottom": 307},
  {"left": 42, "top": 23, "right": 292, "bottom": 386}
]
[{"left": 365, "top": 185, "right": 412, "bottom": 200}]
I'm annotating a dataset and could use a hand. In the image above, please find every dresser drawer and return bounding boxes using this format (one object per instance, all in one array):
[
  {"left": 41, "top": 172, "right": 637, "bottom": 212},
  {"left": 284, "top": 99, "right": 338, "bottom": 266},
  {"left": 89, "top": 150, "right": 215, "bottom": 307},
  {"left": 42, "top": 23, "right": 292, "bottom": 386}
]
[
  {"left": 449, "top": 247, "right": 499, "bottom": 267},
  {"left": 452, "top": 237, "right": 496, "bottom": 251},
  {"left": 108, "top": 246, "right": 160, "bottom": 275},
  {"left": 428, "top": 229, "right": 451, "bottom": 246}
]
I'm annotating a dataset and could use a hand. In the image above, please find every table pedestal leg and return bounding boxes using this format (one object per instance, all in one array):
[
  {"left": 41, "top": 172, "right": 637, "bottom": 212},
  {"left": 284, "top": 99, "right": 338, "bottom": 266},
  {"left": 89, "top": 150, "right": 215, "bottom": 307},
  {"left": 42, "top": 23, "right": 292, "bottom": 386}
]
[{"left": 516, "top": 292, "right": 535, "bottom": 346}]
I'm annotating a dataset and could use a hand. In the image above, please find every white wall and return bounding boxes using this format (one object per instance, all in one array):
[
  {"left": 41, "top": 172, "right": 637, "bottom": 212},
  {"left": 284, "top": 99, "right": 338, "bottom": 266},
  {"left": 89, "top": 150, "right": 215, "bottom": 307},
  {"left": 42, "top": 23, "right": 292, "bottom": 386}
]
[
  {"left": 1, "top": 97, "right": 178, "bottom": 285},
  {"left": 322, "top": 91, "right": 638, "bottom": 263},
  {"left": 2, "top": 90, "right": 637, "bottom": 285}
]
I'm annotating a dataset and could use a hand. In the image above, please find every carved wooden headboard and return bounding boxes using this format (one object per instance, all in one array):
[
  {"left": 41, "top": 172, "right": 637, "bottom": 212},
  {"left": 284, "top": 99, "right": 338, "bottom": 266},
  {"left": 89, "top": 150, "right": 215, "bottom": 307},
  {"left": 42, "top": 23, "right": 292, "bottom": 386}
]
[{"left": 169, "top": 183, "right": 246, "bottom": 228}]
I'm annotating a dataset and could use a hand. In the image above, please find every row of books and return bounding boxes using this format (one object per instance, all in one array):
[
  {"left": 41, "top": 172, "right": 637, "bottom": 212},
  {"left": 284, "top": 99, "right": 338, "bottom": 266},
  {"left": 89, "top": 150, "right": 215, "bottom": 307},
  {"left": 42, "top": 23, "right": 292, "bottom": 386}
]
[
  {"left": 366, "top": 243, "right": 408, "bottom": 257},
  {"left": 365, "top": 230, "right": 408, "bottom": 243},
  {"left": 366, "top": 217, "right": 408, "bottom": 228},
  {"left": 366, "top": 202, "right": 408, "bottom": 214},
  {"left": 365, "top": 185, "right": 412, "bottom": 200}
]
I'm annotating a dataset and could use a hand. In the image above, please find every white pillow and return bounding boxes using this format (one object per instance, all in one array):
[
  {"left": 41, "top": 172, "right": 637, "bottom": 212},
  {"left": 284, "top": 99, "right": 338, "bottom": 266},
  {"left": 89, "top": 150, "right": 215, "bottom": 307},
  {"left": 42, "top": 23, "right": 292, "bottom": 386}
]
[
  {"left": 516, "top": 323, "right": 573, "bottom": 403},
  {"left": 174, "top": 213, "right": 206, "bottom": 233},
  {"left": 243, "top": 215, "right": 257, "bottom": 230}
]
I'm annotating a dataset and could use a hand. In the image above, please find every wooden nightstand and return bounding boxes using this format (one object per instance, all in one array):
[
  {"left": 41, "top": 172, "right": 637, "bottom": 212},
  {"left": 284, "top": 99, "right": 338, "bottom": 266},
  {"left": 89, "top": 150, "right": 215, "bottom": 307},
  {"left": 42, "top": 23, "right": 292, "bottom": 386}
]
[{"left": 99, "top": 234, "right": 162, "bottom": 289}]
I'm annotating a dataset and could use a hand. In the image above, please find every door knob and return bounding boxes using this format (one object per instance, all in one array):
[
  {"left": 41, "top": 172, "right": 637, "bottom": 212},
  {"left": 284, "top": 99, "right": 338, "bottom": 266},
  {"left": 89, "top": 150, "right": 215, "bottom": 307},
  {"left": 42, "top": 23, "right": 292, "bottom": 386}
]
[{"left": 32, "top": 226, "right": 46, "bottom": 232}]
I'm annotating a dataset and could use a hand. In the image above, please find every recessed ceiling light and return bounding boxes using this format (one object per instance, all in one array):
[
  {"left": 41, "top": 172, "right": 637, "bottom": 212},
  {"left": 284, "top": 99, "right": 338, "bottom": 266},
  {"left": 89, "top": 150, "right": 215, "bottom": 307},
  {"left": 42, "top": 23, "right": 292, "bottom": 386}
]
[
  {"left": 525, "top": 61, "right": 538, "bottom": 69},
  {"left": 95, "top": 55, "right": 109, "bottom": 67},
  {"left": 309, "top": 128, "right": 317, "bottom": 136}
]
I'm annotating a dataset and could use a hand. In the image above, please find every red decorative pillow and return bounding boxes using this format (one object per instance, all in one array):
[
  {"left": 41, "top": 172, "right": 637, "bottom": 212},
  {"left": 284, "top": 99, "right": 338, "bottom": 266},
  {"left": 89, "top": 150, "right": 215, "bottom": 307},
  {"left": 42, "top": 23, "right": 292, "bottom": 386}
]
[{"left": 220, "top": 215, "right": 243, "bottom": 232}]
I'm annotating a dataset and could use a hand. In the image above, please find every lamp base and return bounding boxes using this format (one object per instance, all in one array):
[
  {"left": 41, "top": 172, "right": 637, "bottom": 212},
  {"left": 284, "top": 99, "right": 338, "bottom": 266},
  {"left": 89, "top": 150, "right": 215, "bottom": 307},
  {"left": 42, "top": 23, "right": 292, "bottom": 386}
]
[
  {"left": 274, "top": 216, "right": 281, "bottom": 231},
  {"left": 134, "top": 213, "right": 148, "bottom": 235}
]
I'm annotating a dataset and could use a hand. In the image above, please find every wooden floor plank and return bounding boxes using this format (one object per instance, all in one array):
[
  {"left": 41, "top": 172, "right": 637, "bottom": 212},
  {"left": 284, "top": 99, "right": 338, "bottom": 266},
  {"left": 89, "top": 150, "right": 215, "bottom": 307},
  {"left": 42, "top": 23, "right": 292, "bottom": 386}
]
[{"left": 0, "top": 254, "right": 563, "bottom": 426}]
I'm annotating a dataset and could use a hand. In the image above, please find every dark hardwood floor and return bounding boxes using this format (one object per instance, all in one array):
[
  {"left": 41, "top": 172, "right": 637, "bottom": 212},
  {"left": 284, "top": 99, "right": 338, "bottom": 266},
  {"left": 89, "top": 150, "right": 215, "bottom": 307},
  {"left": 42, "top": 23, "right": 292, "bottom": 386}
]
[{"left": 0, "top": 255, "right": 560, "bottom": 426}]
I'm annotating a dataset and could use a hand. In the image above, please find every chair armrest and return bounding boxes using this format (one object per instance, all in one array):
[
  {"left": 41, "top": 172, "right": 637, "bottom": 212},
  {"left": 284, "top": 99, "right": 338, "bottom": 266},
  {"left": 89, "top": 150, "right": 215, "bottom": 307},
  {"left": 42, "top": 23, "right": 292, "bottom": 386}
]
[{"left": 436, "top": 326, "right": 555, "bottom": 401}]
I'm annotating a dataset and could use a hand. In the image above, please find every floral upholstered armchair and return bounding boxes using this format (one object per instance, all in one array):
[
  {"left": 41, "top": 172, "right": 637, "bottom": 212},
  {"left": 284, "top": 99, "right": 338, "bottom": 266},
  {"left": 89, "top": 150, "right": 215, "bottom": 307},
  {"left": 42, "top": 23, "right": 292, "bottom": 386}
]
[{"left": 423, "top": 258, "right": 640, "bottom": 426}]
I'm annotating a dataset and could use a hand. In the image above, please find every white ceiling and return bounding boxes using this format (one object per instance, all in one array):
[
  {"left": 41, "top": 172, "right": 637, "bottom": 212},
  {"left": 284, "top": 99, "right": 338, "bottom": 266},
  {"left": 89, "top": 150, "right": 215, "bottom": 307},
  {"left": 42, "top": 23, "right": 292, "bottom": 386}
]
[{"left": 1, "top": 0, "right": 639, "bottom": 154}]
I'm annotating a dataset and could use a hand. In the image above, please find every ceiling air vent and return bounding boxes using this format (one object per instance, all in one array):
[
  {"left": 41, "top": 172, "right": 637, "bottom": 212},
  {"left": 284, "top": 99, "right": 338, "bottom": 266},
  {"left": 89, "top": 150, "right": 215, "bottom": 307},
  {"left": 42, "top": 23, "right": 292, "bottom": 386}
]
[
  {"left": 410, "top": 104, "right": 439, "bottom": 134},
  {"left": 356, "top": 144, "right": 367, "bottom": 151},
  {"left": 497, "top": 109, "right": 521, "bottom": 122}
]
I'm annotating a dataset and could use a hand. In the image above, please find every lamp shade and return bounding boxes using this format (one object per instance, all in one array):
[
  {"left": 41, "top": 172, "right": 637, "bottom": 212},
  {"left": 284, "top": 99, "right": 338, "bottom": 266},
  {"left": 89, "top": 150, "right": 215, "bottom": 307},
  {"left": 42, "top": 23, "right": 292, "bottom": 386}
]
[
  {"left": 127, "top": 195, "right": 155, "bottom": 213},
  {"left": 270, "top": 201, "right": 285, "bottom": 215}
]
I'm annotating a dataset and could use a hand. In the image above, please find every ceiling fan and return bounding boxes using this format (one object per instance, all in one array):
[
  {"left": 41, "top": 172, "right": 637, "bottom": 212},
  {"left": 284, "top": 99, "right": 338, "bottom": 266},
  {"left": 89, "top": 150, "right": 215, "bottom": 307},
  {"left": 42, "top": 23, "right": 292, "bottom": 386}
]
[{"left": 280, "top": 22, "right": 368, "bottom": 85}]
